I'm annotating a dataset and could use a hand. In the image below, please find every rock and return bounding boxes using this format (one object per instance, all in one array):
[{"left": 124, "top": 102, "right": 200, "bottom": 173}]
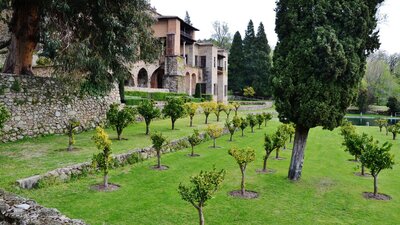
[
  {"left": 16, "top": 175, "right": 41, "bottom": 189},
  {"left": 15, "top": 204, "right": 30, "bottom": 210}
]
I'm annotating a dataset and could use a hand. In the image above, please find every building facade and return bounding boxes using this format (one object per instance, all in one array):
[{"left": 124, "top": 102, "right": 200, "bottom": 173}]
[{"left": 126, "top": 14, "right": 229, "bottom": 102}]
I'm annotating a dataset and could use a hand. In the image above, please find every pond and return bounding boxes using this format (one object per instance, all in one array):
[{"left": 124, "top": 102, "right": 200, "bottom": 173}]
[{"left": 345, "top": 116, "right": 400, "bottom": 126}]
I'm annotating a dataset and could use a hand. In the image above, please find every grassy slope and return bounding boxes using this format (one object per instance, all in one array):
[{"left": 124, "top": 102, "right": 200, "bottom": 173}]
[{"left": 15, "top": 120, "right": 400, "bottom": 225}]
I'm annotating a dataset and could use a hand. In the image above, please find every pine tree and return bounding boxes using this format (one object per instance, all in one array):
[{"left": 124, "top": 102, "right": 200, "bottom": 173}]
[
  {"left": 228, "top": 31, "right": 244, "bottom": 94},
  {"left": 242, "top": 20, "right": 257, "bottom": 92},
  {"left": 254, "top": 23, "right": 273, "bottom": 97},
  {"left": 273, "top": 0, "right": 383, "bottom": 181},
  {"left": 184, "top": 11, "right": 192, "bottom": 25}
]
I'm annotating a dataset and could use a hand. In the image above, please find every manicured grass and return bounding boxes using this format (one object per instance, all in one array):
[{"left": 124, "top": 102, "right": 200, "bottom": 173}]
[
  {"left": 0, "top": 111, "right": 254, "bottom": 190},
  {"left": 16, "top": 121, "right": 400, "bottom": 225}
]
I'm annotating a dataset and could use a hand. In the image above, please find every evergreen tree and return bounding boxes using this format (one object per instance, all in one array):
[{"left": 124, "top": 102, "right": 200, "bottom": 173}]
[
  {"left": 184, "top": 11, "right": 192, "bottom": 25},
  {"left": 228, "top": 31, "right": 244, "bottom": 94},
  {"left": 273, "top": 0, "right": 383, "bottom": 181},
  {"left": 254, "top": 23, "right": 273, "bottom": 97},
  {"left": 242, "top": 20, "right": 257, "bottom": 90}
]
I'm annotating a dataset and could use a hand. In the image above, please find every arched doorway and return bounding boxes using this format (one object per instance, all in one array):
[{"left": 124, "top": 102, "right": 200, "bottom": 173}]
[
  {"left": 185, "top": 72, "right": 191, "bottom": 95},
  {"left": 138, "top": 68, "right": 148, "bottom": 88},
  {"left": 151, "top": 67, "right": 165, "bottom": 89},
  {"left": 124, "top": 76, "right": 135, "bottom": 87},
  {"left": 191, "top": 73, "right": 196, "bottom": 96}
]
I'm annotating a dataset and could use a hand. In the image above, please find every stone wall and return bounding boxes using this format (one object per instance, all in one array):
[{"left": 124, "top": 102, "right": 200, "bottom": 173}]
[
  {"left": 0, "top": 189, "right": 86, "bottom": 225},
  {"left": 0, "top": 73, "right": 120, "bottom": 142}
]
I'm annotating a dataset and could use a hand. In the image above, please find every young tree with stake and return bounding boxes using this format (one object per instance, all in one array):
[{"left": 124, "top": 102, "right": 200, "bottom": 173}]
[
  {"left": 273, "top": 0, "right": 382, "bottom": 180},
  {"left": 91, "top": 127, "right": 113, "bottom": 189},
  {"left": 137, "top": 100, "right": 161, "bottom": 135},
  {"left": 188, "top": 129, "right": 202, "bottom": 157},
  {"left": 225, "top": 120, "right": 236, "bottom": 141},
  {"left": 239, "top": 117, "right": 248, "bottom": 137},
  {"left": 178, "top": 168, "right": 225, "bottom": 225},
  {"left": 256, "top": 114, "right": 264, "bottom": 129},
  {"left": 228, "top": 147, "right": 256, "bottom": 196},
  {"left": 162, "top": 97, "right": 186, "bottom": 130},
  {"left": 262, "top": 112, "right": 273, "bottom": 127},
  {"left": 106, "top": 103, "right": 136, "bottom": 140},
  {"left": 184, "top": 102, "right": 199, "bottom": 127},
  {"left": 206, "top": 124, "right": 223, "bottom": 148},
  {"left": 214, "top": 103, "right": 226, "bottom": 122},
  {"left": 360, "top": 139, "right": 394, "bottom": 198},
  {"left": 151, "top": 132, "right": 168, "bottom": 169},
  {"left": 66, "top": 118, "right": 80, "bottom": 151},
  {"left": 247, "top": 114, "right": 257, "bottom": 133}
]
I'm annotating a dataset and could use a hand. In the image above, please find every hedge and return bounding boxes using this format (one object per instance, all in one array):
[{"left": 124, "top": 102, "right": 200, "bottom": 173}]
[{"left": 125, "top": 91, "right": 188, "bottom": 101}]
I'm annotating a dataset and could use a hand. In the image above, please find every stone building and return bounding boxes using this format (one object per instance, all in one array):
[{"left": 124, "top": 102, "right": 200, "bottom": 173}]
[{"left": 126, "top": 13, "right": 229, "bottom": 102}]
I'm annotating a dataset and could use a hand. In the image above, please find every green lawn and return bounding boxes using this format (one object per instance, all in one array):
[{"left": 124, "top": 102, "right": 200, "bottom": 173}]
[
  {"left": 13, "top": 120, "right": 400, "bottom": 225},
  {"left": 0, "top": 111, "right": 260, "bottom": 190}
]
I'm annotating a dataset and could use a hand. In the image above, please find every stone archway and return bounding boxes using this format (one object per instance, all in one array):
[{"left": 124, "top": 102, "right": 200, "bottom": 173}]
[
  {"left": 138, "top": 68, "right": 148, "bottom": 88},
  {"left": 185, "top": 72, "right": 191, "bottom": 95},
  {"left": 124, "top": 76, "right": 135, "bottom": 87},
  {"left": 151, "top": 67, "right": 165, "bottom": 89},
  {"left": 191, "top": 73, "right": 196, "bottom": 96}
]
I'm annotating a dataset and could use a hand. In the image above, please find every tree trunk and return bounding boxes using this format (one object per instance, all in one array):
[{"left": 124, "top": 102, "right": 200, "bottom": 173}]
[
  {"left": 393, "top": 133, "right": 396, "bottom": 140},
  {"left": 264, "top": 121, "right": 267, "bottom": 127},
  {"left": 379, "top": 127, "right": 382, "bottom": 132},
  {"left": 216, "top": 114, "right": 220, "bottom": 122},
  {"left": 213, "top": 138, "right": 216, "bottom": 148},
  {"left": 68, "top": 135, "right": 73, "bottom": 151},
  {"left": 262, "top": 154, "right": 268, "bottom": 172},
  {"left": 361, "top": 164, "right": 365, "bottom": 176},
  {"left": 276, "top": 148, "right": 280, "bottom": 159},
  {"left": 205, "top": 115, "right": 208, "bottom": 124},
  {"left": 3, "top": 1, "right": 40, "bottom": 75},
  {"left": 288, "top": 125, "right": 310, "bottom": 181},
  {"left": 373, "top": 175, "right": 378, "bottom": 196},
  {"left": 251, "top": 127, "right": 254, "bottom": 133},
  {"left": 191, "top": 146, "right": 194, "bottom": 156},
  {"left": 145, "top": 122, "right": 150, "bottom": 135},
  {"left": 157, "top": 150, "right": 161, "bottom": 168},
  {"left": 118, "top": 79, "right": 126, "bottom": 103},
  {"left": 103, "top": 173, "right": 108, "bottom": 188},
  {"left": 289, "top": 135, "right": 293, "bottom": 143},
  {"left": 117, "top": 130, "right": 122, "bottom": 140},
  {"left": 198, "top": 206, "right": 205, "bottom": 225},
  {"left": 241, "top": 168, "right": 246, "bottom": 195},
  {"left": 171, "top": 119, "right": 175, "bottom": 130},
  {"left": 229, "top": 134, "right": 233, "bottom": 141},
  {"left": 190, "top": 116, "right": 193, "bottom": 127},
  {"left": 355, "top": 155, "right": 358, "bottom": 162},
  {"left": 241, "top": 129, "right": 244, "bottom": 136}
]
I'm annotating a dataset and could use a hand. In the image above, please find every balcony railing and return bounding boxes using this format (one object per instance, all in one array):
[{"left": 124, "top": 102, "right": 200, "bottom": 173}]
[{"left": 181, "top": 30, "right": 193, "bottom": 40}]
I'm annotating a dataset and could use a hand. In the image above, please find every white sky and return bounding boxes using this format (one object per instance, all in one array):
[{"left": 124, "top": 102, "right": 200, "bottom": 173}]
[{"left": 151, "top": 0, "right": 400, "bottom": 54}]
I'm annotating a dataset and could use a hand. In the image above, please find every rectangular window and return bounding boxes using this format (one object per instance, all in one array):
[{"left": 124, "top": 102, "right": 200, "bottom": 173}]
[
  {"left": 195, "top": 55, "right": 198, "bottom": 67},
  {"left": 200, "top": 56, "right": 206, "bottom": 68},
  {"left": 214, "top": 57, "right": 216, "bottom": 68}
]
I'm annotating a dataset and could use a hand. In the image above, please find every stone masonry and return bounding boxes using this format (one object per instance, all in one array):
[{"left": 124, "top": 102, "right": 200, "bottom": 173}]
[{"left": 0, "top": 73, "right": 120, "bottom": 142}]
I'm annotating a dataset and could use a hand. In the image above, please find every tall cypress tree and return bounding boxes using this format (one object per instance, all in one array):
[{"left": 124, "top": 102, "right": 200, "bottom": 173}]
[
  {"left": 254, "top": 22, "right": 273, "bottom": 97},
  {"left": 228, "top": 31, "right": 244, "bottom": 94},
  {"left": 242, "top": 20, "right": 257, "bottom": 91},
  {"left": 184, "top": 11, "right": 192, "bottom": 26},
  {"left": 273, "top": 0, "right": 383, "bottom": 181}
]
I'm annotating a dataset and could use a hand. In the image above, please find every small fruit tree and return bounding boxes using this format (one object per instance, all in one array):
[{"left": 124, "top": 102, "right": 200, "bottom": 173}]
[
  {"left": 246, "top": 114, "right": 257, "bottom": 133},
  {"left": 375, "top": 118, "right": 388, "bottom": 133},
  {"left": 256, "top": 114, "right": 264, "bottom": 129},
  {"left": 232, "top": 102, "right": 241, "bottom": 116},
  {"left": 387, "top": 123, "right": 400, "bottom": 140},
  {"left": 261, "top": 134, "right": 276, "bottom": 172},
  {"left": 162, "top": 97, "right": 186, "bottom": 130},
  {"left": 91, "top": 127, "right": 113, "bottom": 188},
  {"left": 239, "top": 117, "right": 248, "bottom": 136},
  {"left": 360, "top": 139, "right": 394, "bottom": 197},
  {"left": 178, "top": 168, "right": 225, "bottom": 225},
  {"left": 106, "top": 103, "right": 136, "bottom": 140},
  {"left": 188, "top": 129, "right": 202, "bottom": 157},
  {"left": 214, "top": 103, "right": 226, "bottom": 122},
  {"left": 66, "top": 118, "right": 80, "bottom": 151},
  {"left": 184, "top": 102, "right": 199, "bottom": 127},
  {"left": 0, "top": 104, "right": 11, "bottom": 133},
  {"left": 201, "top": 101, "right": 217, "bottom": 124},
  {"left": 206, "top": 124, "right": 223, "bottom": 148},
  {"left": 137, "top": 100, "right": 161, "bottom": 135},
  {"left": 228, "top": 147, "right": 256, "bottom": 195},
  {"left": 225, "top": 120, "right": 236, "bottom": 142},
  {"left": 151, "top": 132, "right": 168, "bottom": 169},
  {"left": 224, "top": 103, "right": 234, "bottom": 120},
  {"left": 273, "top": 127, "right": 287, "bottom": 159},
  {"left": 243, "top": 86, "right": 255, "bottom": 97},
  {"left": 262, "top": 112, "right": 273, "bottom": 127}
]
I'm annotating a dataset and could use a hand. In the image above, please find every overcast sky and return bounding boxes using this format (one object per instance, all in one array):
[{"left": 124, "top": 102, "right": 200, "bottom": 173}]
[{"left": 151, "top": 0, "right": 400, "bottom": 54}]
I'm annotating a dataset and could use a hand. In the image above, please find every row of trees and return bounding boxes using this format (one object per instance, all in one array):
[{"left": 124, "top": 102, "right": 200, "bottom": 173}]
[{"left": 229, "top": 20, "right": 273, "bottom": 97}]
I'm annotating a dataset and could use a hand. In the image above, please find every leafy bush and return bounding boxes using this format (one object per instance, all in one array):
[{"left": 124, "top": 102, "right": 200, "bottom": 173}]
[
  {"left": 91, "top": 127, "right": 113, "bottom": 188},
  {"left": 0, "top": 104, "right": 11, "bottom": 132},
  {"left": 106, "top": 103, "right": 137, "bottom": 140},
  {"left": 66, "top": 118, "right": 80, "bottom": 151},
  {"left": 162, "top": 97, "right": 186, "bottom": 130},
  {"left": 137, "top": 100, "right": 161, "bottom": 135},
  {"left": 202, "top": 94, "right": 213, "bottom": 101},
  {"left": 243, "top": 86, "right": 255, "bottom": 97}
]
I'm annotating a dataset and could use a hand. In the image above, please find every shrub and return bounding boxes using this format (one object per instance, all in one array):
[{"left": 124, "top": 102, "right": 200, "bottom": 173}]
[
  {"left": 151, "top": 132, "right": 167, "bottom": 169},
  {"left": 0, "top": 104, "right": 11, "bottom": 132},
  {"left": 386, "top": 96, "right": 399, "bottom": 115},
  {"left": 137, "top": 100, "right": 161, "bottom": 135},
  {"left": 243, "top": 86, "right": 255, "bottom": 97},
  {"left": 202, "top": 94, "right": 213, "bottom": 101},
  {"left": 360, "top": 139, "right": 394, "bottom": 197},
  {"left": 256, "top": 114, "right": 264, "bottom": 129},
  {"left": 162, "top": 97, "right": 186, "bottom": 130},
  {"left": 239, "top": 117, "right": 248, "bottom": 136},
  {"left": 246, "top": 114, "right": 257, "bottom": 133},
  {"left": 214, "top": 103, "right": 226, "bottom": 122},
  {"left": 178, "top": 168, "right": 225, "bottom": 225},
  {"left": 107, "top": 103, "right": 136, "bottom": 140},
  {"left": 262, "top": 112, "right": 273, "bottom": 127},
  {"left": 36, "top": 56, "right": 52, "bottom": 66},
  {"left": 66, "top": 118, "right": 80, "bottom": 151},
  {"left": 206, "top": 124, "right": 223, "bottom": 148},
  {"left": 184, "top": 102, "right": 199, "bottom": 127},
  {"left": 91, "top": 127, "right": 113, "bottom": 188},
  {"left": 201, "top": 101, "right": 217, "bottom": 124},
  {"left": 228, "top": 147, "right": 256, "bottom": 196}
]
